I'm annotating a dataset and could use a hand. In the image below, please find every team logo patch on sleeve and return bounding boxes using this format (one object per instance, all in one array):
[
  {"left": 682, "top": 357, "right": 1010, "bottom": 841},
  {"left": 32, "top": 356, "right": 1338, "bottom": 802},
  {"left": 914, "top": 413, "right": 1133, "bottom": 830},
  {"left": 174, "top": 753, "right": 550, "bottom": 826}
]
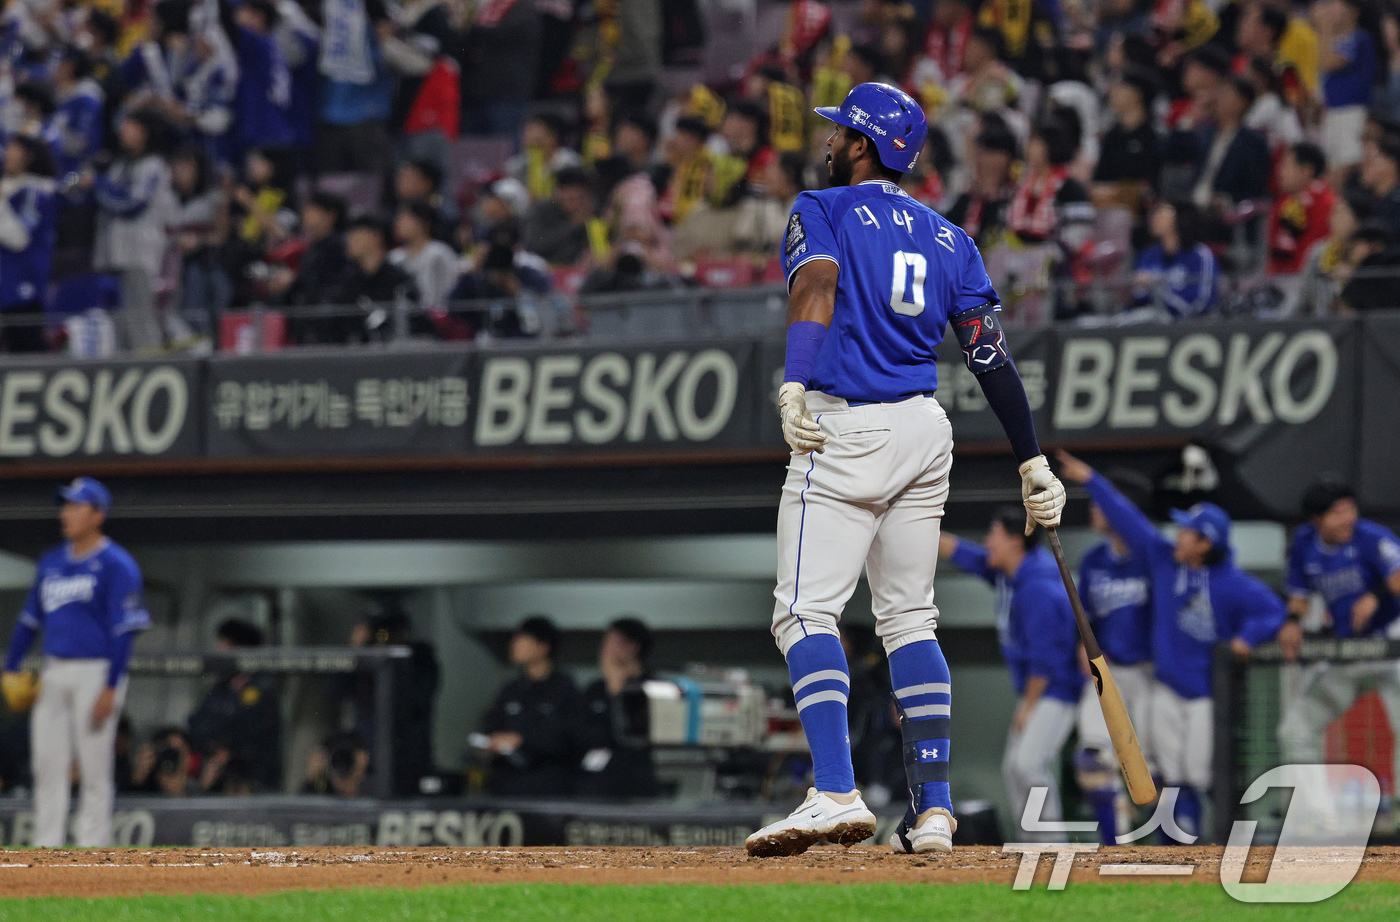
[{"left": 785, "top": 213, "right": 808, "bottom": 260}]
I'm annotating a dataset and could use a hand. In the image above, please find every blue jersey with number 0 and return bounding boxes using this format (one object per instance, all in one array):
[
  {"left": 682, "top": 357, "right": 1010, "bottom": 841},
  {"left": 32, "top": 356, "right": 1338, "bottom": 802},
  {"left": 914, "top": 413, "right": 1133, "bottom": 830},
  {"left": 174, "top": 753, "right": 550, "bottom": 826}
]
[{"left": 782, "top": 180, "right": 999, "bottom": 402}]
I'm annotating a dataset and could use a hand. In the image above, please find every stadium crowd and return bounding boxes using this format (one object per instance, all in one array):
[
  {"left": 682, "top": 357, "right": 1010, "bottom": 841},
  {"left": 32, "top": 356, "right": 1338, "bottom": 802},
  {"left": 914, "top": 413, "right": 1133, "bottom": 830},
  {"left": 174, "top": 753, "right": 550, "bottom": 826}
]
[{"left": 1, "top": 0, "right": 1400, "bottom": 354}]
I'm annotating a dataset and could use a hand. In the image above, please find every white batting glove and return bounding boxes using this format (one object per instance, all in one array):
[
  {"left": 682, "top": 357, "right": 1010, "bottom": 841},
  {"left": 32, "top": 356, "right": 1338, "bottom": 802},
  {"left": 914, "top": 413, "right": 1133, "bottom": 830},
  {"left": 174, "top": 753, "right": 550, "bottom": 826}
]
[
  {"left": 778, "top": 382, "right": 827, "bottom": 455},
  {"left": 1019, "top": 454, "right": 1065, "bottom": 535}
]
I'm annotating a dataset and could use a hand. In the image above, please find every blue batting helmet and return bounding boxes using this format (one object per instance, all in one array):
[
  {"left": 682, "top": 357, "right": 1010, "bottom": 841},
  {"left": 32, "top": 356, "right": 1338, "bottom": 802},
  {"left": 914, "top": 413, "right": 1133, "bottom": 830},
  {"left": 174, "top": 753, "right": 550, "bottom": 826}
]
[{"left": 815, "top": 82, "right": 927, "bottom": 174}]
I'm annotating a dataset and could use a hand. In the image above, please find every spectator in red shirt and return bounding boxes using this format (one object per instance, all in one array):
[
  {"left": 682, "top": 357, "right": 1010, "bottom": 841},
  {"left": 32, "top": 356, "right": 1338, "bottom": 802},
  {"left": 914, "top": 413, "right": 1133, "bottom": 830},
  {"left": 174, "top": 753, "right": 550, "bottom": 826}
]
[
  {"left": 1268, "top": 143, "right": 1336, "bottom": 275},
  {"left": 924, "top": 0, "right": 975, "bottom": 80}
]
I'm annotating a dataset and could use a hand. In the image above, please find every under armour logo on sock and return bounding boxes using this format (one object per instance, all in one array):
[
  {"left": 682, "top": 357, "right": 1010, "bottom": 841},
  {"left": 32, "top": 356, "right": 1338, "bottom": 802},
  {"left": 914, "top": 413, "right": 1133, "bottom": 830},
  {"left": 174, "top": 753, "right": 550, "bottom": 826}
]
[{"left": 921, "top": 747, "right": 939, "bottom": 760}]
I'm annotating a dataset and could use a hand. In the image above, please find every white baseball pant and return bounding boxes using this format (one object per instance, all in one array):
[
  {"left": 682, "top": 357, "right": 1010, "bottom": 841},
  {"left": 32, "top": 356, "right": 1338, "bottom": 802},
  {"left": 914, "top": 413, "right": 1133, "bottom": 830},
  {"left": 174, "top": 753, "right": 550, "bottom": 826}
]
[
  {"left": 1150, "top": 683, "right": 1213, "bottom": 791},
  {"left": 771, "top": 391, "right": 954, "bottom": 658},
  {"left": 1277, "top": 660, "right": 1400, "bottom": 788},
  {"left": 1077, "top": 660, "right": 1156, "bottom": 768},
  {"left": 31, "top": 658, "right": 125, "bottom": 848},
  {"left": 1003, "top": 696, "right": 1077, "bottom": 840}
]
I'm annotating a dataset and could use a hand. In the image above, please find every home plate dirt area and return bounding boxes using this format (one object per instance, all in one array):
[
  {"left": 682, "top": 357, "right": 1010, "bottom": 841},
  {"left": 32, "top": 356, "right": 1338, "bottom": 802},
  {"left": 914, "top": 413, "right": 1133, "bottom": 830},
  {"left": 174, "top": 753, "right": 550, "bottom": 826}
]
[{"left": 2, "top": 846, "right": 1400, "bottom": 897}]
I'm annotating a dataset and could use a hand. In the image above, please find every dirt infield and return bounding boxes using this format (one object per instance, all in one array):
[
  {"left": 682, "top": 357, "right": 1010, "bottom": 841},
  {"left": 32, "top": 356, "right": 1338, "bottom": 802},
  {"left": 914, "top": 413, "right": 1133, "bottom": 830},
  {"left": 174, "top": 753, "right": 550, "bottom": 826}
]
[{"left": 0, "top": 845, "right": 1398, "bottom": 898}]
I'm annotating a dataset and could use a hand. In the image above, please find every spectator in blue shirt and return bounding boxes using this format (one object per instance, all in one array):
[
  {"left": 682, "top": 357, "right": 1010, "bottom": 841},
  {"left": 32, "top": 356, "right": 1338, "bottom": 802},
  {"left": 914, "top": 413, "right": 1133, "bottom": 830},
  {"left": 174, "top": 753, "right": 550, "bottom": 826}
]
[
  {"left": 940, "top": 509, "right": 1084, "bottom": 841},
  {"left": 171, "top": 19, "right": 239, "bottom": 168},
  {"left": 232, "top": 0, "right": 294, "bottom": 159},
  {"left": 1319, "top": 0, "right": 1380, "bottom": 174},
  {"left": 317, "top": 0, "right": 395, "bottom": 174},
  {"left": 0, "top": 135, "right": 57, "bottom": 353},
  {"left": 275, "top": 0, "right": 322, "bottom": 155},
  {"left": 1133, "top": 201, "right": 1220, "bottom": 318},
  {"left": 45, "top": 47, "right": 105, "bottom": 184}
]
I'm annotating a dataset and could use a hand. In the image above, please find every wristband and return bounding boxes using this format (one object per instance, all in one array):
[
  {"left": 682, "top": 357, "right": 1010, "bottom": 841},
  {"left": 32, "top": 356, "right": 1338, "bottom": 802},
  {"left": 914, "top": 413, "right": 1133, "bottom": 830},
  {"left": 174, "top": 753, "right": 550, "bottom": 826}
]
[{"left": 783, "top": 321, "right": 828, "bottom": 386}]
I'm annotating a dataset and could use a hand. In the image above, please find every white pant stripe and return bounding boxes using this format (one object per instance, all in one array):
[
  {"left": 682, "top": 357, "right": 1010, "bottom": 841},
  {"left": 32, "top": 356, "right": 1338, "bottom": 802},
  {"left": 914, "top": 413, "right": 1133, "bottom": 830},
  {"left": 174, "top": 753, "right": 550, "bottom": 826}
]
[
  {"left": 894, "top": 682, "right": 951, "bottom": 699},
  {"left": 792, "top": 669, "right": 851, "bottom": 696},
  {"left": 796, "top": 690, "right": 850, "bottom": 712},
  {"left": 903, "top": 703, "right": 951, "bottom": 718}
]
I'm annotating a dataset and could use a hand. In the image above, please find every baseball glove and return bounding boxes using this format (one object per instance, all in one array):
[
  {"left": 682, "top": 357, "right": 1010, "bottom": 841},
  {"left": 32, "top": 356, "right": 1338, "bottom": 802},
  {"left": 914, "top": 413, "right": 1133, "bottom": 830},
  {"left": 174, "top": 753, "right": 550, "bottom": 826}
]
[{"left": 1, "top": 671, "right": 39, "bottom": 713}]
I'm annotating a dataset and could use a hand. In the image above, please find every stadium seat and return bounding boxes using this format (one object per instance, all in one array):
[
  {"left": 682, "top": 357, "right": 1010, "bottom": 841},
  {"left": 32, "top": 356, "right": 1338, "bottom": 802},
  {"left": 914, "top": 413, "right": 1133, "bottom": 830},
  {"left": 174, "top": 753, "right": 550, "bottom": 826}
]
[
  {"left": 315, "top": 172, "right": 384, "bottom": 216},
  {"left": 552, "top": 266, "right": 587, "bottom": 296},
  {"left": 449, "top": 137, "right": 516, "bottom": 204},
  {"left": 220, "top": 310, "right": 288, "bottom": 353},
  {"left": 760, "top": 258, "right": 785, "bottom": 285},
  {"left": 693, "top": 259, "right": 756, "bottom": 289}
]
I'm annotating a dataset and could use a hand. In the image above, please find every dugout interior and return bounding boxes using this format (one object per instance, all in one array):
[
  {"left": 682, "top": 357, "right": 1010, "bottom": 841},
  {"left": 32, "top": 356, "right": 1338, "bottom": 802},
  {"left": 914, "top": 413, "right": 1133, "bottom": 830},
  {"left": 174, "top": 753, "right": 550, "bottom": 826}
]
[{"left": 0, "top": 450, "right": 1346, "bottom": 843}]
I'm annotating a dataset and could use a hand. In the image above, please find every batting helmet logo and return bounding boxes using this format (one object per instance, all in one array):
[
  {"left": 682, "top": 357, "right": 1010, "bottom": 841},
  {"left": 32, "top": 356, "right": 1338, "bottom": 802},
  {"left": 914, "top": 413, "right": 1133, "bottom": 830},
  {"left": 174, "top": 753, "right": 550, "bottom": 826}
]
[{"left": 813, "top": 83, "right": 927, "bottom": 174}]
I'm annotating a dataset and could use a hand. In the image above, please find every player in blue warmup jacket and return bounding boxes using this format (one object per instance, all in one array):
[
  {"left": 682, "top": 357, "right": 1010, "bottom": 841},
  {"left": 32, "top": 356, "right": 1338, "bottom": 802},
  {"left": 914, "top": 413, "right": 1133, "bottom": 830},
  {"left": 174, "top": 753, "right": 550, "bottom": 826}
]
[
  {"left": 940, "top": 510, "right": 1084, "bottom": 841},
  {"left": 1278, "top": 477, "right": 1400, "bottom": 790},
  {"left": 1072, "top": 470, "right": 1156, "bottom": 844},
  {"left": 1058, "top": 451, "right": 1285, "bottom": 842},
  {"left": 746, "top": 83, "right": 1066, "bottom": 858},
  {"left": 2, "top": 479, "right": 150, "bottom": 847}
]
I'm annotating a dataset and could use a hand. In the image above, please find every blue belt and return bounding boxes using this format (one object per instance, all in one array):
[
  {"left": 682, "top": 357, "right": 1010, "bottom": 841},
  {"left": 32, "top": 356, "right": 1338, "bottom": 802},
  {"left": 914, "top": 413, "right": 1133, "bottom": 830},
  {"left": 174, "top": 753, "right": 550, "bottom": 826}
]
[{"left": 845, "top": 391, "right": 936, "bottom": 408}]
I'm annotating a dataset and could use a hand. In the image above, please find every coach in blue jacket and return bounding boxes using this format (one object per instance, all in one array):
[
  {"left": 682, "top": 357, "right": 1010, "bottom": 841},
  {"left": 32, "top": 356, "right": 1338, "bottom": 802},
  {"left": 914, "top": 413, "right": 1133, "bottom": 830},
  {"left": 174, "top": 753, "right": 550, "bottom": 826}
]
[
  {"left": 1057, "top": 451, "right": 1285, "bottom": 842},
  {"left": 941, "top": 510, "right": 1084, "bottom": 841}
]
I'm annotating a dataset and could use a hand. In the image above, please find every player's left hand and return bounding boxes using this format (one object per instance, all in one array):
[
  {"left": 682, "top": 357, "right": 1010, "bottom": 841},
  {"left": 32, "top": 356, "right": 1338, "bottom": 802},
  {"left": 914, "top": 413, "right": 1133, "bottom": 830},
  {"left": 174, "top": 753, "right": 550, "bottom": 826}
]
[
  {"left": 778, "top": 382, "right": 828, "bottom": 455},
  {"left": 1019, "top": 455, "right": 1066, "bottom": 535},
  {"left": 1353, "top": 592, "right": 1380, "bottom": 635},
  {"left": 1012, "top": 699, "right": 1033, "bottom": 734},
  {"left": 1229, "top": 637, "right": 1253, "bottom": 661},
  {"left": 90, "top": 687, "right": 116, "bottom": 729}
]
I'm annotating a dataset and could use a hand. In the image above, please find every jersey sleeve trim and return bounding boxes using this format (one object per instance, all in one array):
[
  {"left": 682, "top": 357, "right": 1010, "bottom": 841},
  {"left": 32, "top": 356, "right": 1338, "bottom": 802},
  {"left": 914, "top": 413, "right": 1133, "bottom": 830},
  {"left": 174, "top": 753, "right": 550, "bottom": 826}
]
[
  {"left": 786, "top": 254, "right": 840, "bottom": 291},
  {"left": 949, "top": 299, "right": 1001, "bottom": 320},
  {"left": 17, "top": 611, "right": 40, "bottom": 630},
  {"left": 113, "top": 610, "right": 151, "bottom": 636}
]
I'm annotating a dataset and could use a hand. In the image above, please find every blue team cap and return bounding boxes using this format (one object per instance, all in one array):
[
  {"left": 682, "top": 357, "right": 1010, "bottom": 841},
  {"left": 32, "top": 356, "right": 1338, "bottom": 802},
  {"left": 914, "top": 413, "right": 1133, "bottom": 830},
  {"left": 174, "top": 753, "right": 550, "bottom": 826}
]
[
  {"left": 814, "top": 82, "right": 927, "bottom": 174},
  {"left": 56, "top": 477, "right": 111, "bottom": 513},
  {"left": 1169, "top": 502, "right": 1230, "bottom": 548}
]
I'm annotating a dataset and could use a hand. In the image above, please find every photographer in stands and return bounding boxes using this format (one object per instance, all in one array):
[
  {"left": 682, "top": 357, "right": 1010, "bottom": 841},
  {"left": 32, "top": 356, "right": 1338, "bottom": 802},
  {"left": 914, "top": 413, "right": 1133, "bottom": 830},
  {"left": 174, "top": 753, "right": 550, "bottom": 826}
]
[
  {"left": 303, "top": 731, "right": 371, "bottom": 798},
  {"left": 187, "top": 619, "right": 283, "bottom": 794},
  {"left": 576, "top": 617, "right": 658, "bottom": 799},
  {"left": 131, "top": 727, "right": 197, "bottom": 796}
]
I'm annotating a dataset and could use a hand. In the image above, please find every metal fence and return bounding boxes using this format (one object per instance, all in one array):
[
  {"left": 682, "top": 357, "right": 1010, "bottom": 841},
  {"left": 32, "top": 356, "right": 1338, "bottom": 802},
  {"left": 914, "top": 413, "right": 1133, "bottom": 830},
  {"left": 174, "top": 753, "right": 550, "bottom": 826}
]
[{"left": 6, "top": 262, "right": 1398, "bottom": 357}]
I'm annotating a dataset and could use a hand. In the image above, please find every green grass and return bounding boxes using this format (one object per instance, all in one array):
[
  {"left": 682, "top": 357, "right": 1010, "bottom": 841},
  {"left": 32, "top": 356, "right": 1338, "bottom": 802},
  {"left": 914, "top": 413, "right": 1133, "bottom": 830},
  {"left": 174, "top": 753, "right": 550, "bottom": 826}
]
[{"left": 1, "top": 883, "right": 1399, "bottom": 922}]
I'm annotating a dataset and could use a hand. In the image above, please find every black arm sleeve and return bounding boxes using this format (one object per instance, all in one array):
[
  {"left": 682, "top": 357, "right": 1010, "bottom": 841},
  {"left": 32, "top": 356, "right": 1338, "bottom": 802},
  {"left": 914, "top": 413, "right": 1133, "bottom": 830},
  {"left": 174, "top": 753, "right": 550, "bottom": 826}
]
[{"left": 975, "top": 361, "right": 1041, "bottom": 464}]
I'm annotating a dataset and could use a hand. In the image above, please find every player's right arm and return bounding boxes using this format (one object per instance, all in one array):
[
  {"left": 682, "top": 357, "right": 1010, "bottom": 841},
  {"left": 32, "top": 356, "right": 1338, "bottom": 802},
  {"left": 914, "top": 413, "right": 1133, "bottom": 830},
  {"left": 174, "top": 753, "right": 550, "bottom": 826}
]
[
  {"left": 4, "top": 579, "right": 42, "bottom": 673},
  {"left": 1057, "top": 450, "right": 1171, "bottom": 562},
  {"left": 941, "top": 535, "right": 998, "bottom": 586},
  {"left": 1347, "top": 523, "right": 1400, "bottom": 636},
  {"left": 777, "top": 192, "right": 841, "bottom": 455},
  {"left": 948, "top": 231, "right": 1063, "bottom": 534}
]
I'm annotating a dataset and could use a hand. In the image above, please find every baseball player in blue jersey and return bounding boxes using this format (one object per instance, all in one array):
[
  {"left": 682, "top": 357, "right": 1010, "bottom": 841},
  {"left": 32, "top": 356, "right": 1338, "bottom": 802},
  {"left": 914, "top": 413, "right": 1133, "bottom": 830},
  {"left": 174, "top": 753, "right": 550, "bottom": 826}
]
[
  {"left": 939, "top": 511, "right": 1084, "bottom": 842},
  {"left": 745, "top": 83, "right": 1067, "bottom": 858},
  {"left": 2, "top": 478, "right": 150, "bottom": 847},
  {"left": 1057, "top": 452, "right": 1285, "bottom": 842},
  {"left": 1072, "top": 471, "right": 1155, "bottom": 843},
  {"left": 1278, "top": 478, "right": 1400, "bottom": 791}
]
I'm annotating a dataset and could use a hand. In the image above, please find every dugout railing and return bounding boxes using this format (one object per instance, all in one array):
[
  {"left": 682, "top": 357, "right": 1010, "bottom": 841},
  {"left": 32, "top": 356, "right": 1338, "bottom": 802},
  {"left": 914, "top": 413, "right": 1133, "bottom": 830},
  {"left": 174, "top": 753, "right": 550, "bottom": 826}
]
[
  {"left": 1212, "top": 637, "right": 1400, "bottom": 844},
  {"left": 127, "top": 645, "right": 412, "bottom": 799}
]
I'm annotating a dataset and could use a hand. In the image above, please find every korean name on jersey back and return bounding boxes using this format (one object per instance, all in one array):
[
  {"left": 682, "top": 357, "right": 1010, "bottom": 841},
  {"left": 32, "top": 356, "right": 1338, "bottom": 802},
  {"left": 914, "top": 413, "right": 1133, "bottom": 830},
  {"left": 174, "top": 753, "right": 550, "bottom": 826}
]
[{"left": 780, "top": 181, "right": 999, "bottom": 403}]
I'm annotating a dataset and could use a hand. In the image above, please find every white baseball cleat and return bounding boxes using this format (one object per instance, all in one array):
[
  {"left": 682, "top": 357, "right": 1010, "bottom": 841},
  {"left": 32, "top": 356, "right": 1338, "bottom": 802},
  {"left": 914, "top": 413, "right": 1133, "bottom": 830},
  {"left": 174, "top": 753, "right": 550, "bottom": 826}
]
[
  {"left": 889, "top": 808, "right": 955, "bottom": 854},
  {"left": 745, "top": 787, "right": 877, "bottom": 857}
]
